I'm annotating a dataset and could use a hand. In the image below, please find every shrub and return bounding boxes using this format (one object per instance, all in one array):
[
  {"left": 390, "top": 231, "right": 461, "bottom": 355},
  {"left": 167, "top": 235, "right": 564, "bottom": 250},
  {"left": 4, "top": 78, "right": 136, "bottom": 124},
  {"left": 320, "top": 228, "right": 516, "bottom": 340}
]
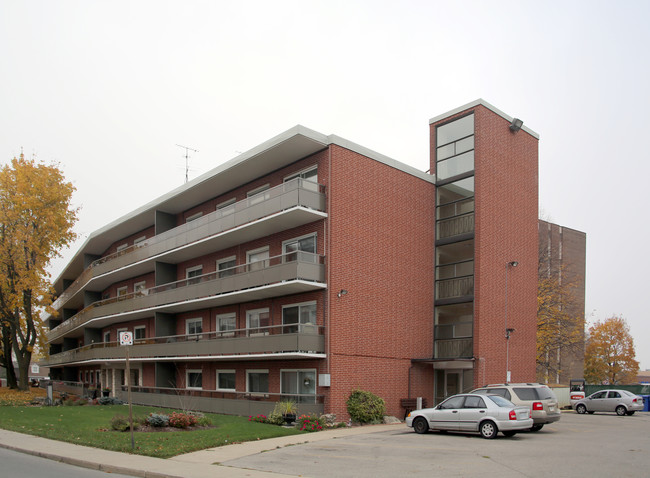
[
  {"left": 296, "top": 414, "right": 323, "bottom": 432},
  {"left": 110, "top": 414, "right": 138, "bottom": 432},
  {"left": 168, "top": 412, "right": 198, "bottom": 428},
  {"left": 346, "top": 389, "right": 386, "bottom": 424},
  {"left": 266, "top": 411, "right": 285, "bottom": 426},
  {"left": 194, "top": 415, "right": 212, "bottom": 427},
  {"left": 147, "top": 413, "right": 170, "bottom": 427},
  {"left": 98, "top": 397, "right": 124, "bottom": 405}
]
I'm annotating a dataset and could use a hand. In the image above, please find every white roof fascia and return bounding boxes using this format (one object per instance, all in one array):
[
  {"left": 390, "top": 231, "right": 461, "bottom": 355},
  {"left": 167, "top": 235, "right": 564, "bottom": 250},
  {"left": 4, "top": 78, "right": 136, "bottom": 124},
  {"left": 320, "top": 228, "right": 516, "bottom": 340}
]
[{"left": 429, "top": 98, "right": 540, "bottom": 139}]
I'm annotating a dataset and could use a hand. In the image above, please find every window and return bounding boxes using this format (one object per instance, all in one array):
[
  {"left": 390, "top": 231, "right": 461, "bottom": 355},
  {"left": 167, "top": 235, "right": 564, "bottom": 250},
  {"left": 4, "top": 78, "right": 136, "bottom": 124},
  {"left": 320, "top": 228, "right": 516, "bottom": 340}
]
[
  {"left": 608, "top": 391, "right": 621, "bottom": 399},
  {"left": 116, "top": 286, "right": 128, "bottom": 297},
  {"left": 186, "top": 318, "right": 203, "bottom": 336},
  {"left": 186, "top": 265, "right": 203, "bottom": 284},
  {"left": 186, "top": 369, "right": 202, "bottom": 389},
  {"left": 247, "top": 308, "right": 269, "bottom": 336},
  {"left": 31, "top": 364, "right": 39, "bottom": 374},
  {"left": 247, "top": 184, "right": 270, "bottom": 205},
  {"left": 592, "top": 391, "right": 607, "bottom": 399},
  {"left": 285, "top": 167, "right": 318, "bottom": 191},
  {"left": 283, "top": 234, "right": 316, "bottom": 263},
  {"left": 217, "top": 313, "right": 236, "bottom": 337},
  {"left": 217, "top": 256, "right": 236, "bottom": 278},
  {"left": 440, "top": 396, "right": 465, "bottom": 409},
  {"left": 281, "top": 369, "right": 316, "bottom": 403},
  {"left": 282, "top": 302, "right": 316, "bottom": 333},
  {"left": 436, "top": 114, "right": 474, "bottom": 181},
  {"left": 247, "top": 247, "right": 269, "bottom": 271},
  {"left": 104, "top": 331, "right": 111, "bottom": 343},
  {"left": 134, "top": 281, "right": 146, "bottom": 293},
  {"left": 216, "top": 370, "right": 236, "bottom": 391},
  {"left": 133, "top": 235, "right": 146, "bottom": 246},
  {"left": 116, "top": 243, "right": 128, "bottom": 253},
  {"left": 463, "top": 396, "right": 485, "bottom": 409},
  {"left": 134, "top": 326, "right": 146, "bottom": 340},
  {"left": 247, "top": 370, "right": 269, "bottom": 394},
  {"left": 217, "top": 198, "right": 236, "bottom": 216},
  {"left": 475, "top": 388, "right": 512, "bottom": 400},
  {"left": 186, "top": 212, "right": 203, "bottom": 223}
]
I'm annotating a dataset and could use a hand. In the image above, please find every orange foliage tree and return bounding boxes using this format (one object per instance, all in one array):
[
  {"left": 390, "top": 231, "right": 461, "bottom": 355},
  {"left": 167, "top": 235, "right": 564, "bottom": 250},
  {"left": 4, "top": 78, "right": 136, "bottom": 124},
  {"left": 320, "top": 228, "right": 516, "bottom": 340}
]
[
  {"left": 584, "top": 316, "right": 639, "bottom": 385},
  {"left": 0, "top": 153, "right": 78, "bottom": 390}
]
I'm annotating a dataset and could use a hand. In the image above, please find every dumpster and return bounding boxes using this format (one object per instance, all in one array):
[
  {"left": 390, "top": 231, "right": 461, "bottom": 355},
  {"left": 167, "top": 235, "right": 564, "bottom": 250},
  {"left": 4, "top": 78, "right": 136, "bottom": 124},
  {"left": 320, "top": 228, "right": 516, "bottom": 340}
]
[{"left": 642, "top": 395, "right": 650, "bottom": 412}]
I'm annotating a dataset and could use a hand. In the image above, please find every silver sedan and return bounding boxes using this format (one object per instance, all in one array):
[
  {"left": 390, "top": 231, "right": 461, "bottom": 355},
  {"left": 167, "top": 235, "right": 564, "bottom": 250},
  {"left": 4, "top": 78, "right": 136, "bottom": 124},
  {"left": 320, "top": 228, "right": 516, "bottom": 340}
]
[
  {"left": 405, "top": 393, "right": 533, "bottom": 439},
  {"left": 573, "top": 389, "right": 645, "bottom": 416}
]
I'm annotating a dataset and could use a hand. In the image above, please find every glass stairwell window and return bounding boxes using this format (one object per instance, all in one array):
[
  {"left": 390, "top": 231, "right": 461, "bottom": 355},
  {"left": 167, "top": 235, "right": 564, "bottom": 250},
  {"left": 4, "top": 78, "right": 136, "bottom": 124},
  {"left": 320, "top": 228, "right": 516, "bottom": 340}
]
[{"left": 436, "top": 177, "right": 474, "bottom": 240}]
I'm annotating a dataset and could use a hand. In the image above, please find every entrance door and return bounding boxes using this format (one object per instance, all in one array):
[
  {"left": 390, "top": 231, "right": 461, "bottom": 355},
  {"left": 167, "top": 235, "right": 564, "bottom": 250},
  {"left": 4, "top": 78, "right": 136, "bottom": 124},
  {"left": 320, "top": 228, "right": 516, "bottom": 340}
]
[{"left": 445, "top": 371, "right": 462, "bottom": 398}]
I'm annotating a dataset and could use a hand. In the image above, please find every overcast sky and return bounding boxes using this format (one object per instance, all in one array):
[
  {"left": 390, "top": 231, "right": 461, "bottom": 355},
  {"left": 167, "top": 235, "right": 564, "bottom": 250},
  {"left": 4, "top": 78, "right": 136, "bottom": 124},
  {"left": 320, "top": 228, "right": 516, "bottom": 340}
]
[{"left": 1, "top": 1, "right": 649, "bottom": 370}]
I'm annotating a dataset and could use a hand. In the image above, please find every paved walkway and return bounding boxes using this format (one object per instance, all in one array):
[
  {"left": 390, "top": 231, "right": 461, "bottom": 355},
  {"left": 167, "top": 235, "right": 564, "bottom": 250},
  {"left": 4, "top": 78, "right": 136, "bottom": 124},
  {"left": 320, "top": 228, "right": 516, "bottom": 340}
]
[{"left": 0, "top": 424, "right": 402, "bottom": 478}]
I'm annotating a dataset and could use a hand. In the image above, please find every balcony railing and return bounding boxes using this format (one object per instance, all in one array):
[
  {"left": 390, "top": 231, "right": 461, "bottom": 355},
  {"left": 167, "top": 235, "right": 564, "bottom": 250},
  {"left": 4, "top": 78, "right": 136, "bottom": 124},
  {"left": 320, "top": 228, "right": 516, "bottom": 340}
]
[
  {"left": 434, "top": 322, "right": 472, "bottom": 340},
  {"left": 435, "top": 275, "right": 474, "bottom": 300},
  {"left": 434, "top": 338, "right": 473, "bottom": 359},
  {"left": 45, "top": 323, "right": 325, "bottom": 366},
  {"left": 47, "top": 252, "right": 326, "bottom": 342},
  {"left": 437, "top": 212, "right": 474, "bottom": 239},
  {"left": 51, "top": 178, "right": 326, "bottom": 311}
]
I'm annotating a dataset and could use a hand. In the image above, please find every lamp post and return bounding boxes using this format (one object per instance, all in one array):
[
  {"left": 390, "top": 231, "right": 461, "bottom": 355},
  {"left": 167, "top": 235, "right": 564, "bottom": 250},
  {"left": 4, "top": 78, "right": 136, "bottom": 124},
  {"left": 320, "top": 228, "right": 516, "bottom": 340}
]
[{"left": 505, "top": 261, "right": 518, "bottom": 382}]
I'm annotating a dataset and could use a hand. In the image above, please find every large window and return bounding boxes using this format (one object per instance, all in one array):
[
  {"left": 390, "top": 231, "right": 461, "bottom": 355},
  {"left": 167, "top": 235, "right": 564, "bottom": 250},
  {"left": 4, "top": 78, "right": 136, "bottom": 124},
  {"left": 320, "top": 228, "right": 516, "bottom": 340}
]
[
  {"left": 281, "top": 369, "right": 316, "bottom": 403},
  {"left": 186, "top": 265, "right": 203, "bottom": 284},
  {"left": 116, "top": 286, "right": 128, "bottom": 297},
  {"left": 186, "top": 369, "right": 203, "bottom": 389},
  {"left": 217, "top": 313, "right": 236, "bottom": 337},
  {"left": 247, "top": 370, "right": 269, "bottom": 394},
  {"left": 247, "top": 308, "right": 270, "bottom": 335},
  {"left": 282, "top": 302, "right": 316, "bottom": 333},
  {"left": 436, "top": 114, "right": 474, "bottom": 181},
  {"left": 283, "top": 234, "right": 316, "bottom": 262},
  {"left": 216, "top": 198, "right": 236, "bottom": 216},
  {"left": 185, "top": 212, "right": 203, "bottom": 223},
  {"left": 216, "top": 370, "right": 236, "bottom": 391},
  {"left": 134, "top": 326, "right": 146, "bottom": 340}
]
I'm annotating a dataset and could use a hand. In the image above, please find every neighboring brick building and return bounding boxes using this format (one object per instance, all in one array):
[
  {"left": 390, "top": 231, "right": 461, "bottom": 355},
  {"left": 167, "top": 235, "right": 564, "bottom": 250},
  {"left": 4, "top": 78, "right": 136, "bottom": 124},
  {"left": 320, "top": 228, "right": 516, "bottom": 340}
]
[
  {"left": 538, "top": 220, "right": 587, "bottom": 384},
  {"left": 43, "top": 99, "right": 540, "bottom": 419}
]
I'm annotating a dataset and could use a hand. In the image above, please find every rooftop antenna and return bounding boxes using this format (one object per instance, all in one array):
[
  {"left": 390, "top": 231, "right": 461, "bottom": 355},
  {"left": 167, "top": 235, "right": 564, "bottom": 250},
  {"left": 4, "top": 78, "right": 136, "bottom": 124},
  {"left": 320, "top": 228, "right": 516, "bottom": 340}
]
[{"left": 175, "top": 144, "right": 199, "bottom": 183}]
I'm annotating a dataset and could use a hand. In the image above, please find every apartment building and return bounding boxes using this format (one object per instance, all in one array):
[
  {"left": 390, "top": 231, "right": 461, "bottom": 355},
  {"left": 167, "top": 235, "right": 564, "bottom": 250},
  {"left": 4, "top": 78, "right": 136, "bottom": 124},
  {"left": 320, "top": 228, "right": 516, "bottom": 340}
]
[
  {"left": 538, "top": 220, "right": 587, "bottom": 384},
  {"left": 44, "top": 99, "right": 539, "bottom": 419}
]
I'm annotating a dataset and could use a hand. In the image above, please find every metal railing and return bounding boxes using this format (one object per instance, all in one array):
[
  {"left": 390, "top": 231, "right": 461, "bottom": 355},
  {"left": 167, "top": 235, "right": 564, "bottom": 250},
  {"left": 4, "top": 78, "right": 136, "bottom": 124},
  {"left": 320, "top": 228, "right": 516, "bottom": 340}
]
[
  {"left": 434, "top": 338, "right": 473, "bottom": 359},
  {"left": 47, "top": 252, "right": 326, "bottom": 342},
  {"left": 50, "top": 178, "right": 326, "bottom": 311},
  {"left": 437, "top": 212, "right": 474, "bottom": 239},
  {"left": 434, "top": 322, "right": 473, "bottom": 340},
  {"left": 435, "top": 275, "right": 474, "bottom": 299}
]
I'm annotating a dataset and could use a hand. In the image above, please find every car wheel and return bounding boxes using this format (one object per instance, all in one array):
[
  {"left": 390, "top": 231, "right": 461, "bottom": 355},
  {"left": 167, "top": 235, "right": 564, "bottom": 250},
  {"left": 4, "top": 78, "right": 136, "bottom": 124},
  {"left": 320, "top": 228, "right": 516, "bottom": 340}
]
[
  {"left": 480, "top": 420, "right": 498, "bottom": 439},
  {"left": 576, "top": 404, "right": 587, "bottom": 414},
  {"left": 413, "top": 417, "right": 429, "bottom": 434},
  {"left": 502, "top": 431, "right": 517, "bottom": 437},
  {"left": 530, "top": 424, "right": 543, "bottom": 432},
  {"left": 615, "top": 405, "right": 627, "bottom": 416},
  {"left": 626, "top": 411, "right": 635, "bottom": 416}
]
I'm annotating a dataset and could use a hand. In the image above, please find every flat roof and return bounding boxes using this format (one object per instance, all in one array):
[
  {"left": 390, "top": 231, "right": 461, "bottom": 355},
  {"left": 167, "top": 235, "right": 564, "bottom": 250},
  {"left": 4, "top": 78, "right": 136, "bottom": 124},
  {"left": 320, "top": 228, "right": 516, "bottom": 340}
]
[{"left": 429, "top": 98, "right": 540, "bottom": 139}]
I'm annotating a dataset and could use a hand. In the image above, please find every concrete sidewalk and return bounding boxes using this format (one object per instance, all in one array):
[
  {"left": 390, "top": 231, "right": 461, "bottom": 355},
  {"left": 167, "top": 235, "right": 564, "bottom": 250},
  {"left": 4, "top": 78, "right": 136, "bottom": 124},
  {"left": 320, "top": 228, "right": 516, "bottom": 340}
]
[{"left": 0, "top": 424, "right": 402, "bottom": 478}]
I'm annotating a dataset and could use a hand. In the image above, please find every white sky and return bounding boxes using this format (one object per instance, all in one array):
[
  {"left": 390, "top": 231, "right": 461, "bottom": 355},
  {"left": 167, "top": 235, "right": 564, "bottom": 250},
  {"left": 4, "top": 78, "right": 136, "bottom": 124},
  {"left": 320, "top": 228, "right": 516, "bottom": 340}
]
[{"left": 1, "top": 1, "right": 649, "bottom": 370}]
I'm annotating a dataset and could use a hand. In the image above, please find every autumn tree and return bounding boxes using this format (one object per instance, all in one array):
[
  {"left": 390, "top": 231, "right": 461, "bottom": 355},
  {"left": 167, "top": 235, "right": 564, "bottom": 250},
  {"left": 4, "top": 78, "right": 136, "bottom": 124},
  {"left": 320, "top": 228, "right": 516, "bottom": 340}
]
[
  {"left": 584, "top": 316, "right": 639, "bottom": 385},
  {"left": 536, "top": 250, "right": 585, "bottom": 383},
  {"left": 0, "top": 153, "right": 78, "bottom": 390}
]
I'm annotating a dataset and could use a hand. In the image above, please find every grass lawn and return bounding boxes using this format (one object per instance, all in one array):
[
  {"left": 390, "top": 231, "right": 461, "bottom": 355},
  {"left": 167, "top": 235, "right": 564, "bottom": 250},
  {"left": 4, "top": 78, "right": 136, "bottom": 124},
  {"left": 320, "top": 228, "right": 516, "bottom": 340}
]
[{"left": 0, "top": 392, "right": 303, "bottom": 458}]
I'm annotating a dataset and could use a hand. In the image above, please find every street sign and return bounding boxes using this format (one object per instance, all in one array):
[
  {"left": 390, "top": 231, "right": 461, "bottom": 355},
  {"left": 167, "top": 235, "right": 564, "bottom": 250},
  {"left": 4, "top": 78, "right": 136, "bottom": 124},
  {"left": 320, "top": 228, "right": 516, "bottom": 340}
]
[{"left": 119, "top": 331, "right": 133, "bottom": 346}]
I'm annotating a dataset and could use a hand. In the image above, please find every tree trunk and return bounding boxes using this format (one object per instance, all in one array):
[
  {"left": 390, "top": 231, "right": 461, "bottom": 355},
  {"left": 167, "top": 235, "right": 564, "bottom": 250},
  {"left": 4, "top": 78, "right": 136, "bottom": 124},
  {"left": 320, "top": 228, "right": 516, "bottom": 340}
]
[
  {"left": 14, "top": 349, "right": 31, "bottom": 391},
  {"left": 1, "top": 324, "right": 18, "bottom": 389}
]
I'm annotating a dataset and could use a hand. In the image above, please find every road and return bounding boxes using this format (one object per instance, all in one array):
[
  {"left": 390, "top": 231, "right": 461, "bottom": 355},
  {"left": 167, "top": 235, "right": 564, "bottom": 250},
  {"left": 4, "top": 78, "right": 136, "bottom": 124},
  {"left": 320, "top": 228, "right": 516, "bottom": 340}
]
[
  {"left": 0, "top": 447, "right": 133, "bottom": 478},
  {"left": 223, "top": 412, "right": 650, "bottom": 477}
]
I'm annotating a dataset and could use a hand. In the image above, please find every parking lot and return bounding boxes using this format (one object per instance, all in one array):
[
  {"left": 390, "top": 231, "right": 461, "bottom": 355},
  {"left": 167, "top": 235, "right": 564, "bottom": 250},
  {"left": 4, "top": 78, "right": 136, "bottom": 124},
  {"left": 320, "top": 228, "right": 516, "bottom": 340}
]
[{"left": 223, "top": 412, "right": 650, "bottom": 477}]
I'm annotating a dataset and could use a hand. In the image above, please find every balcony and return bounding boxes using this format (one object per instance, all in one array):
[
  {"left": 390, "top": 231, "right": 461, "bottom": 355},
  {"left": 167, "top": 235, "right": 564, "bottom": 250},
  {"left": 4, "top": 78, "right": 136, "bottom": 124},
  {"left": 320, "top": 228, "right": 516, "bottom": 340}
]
[
  {"left": 44, "top": 323, "right": 325, "bottom": 366},
  {"left": 50, "top": 178, "right": 326, "bottom": 312},
  {"left": 436, "top": 212, "right": 474, "bottom": 240},
  {"left": 434, "top": 322, "right": 472, "bottom": 340},
  {"left": 434, "top": 338, "right": 473, "bottom": 359},
  {"left": 435, "top": 275, "right": 474, "bottom": 300},
  {"left": 47, "top": 252, "right": 326, "bottom": 343}
]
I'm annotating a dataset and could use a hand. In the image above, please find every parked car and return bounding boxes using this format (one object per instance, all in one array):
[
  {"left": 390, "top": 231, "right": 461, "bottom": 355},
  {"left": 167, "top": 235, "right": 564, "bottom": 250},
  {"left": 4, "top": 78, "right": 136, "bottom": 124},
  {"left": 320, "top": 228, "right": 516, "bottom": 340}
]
[
  {"left": 405, "top": 393, "right": 533, "bottom": 439},
  {"left": 471, "top": 383, "right": 561, "bottom": 431},
  {"left": 573, "top": 389, "right": 644, "bottom": 416}
]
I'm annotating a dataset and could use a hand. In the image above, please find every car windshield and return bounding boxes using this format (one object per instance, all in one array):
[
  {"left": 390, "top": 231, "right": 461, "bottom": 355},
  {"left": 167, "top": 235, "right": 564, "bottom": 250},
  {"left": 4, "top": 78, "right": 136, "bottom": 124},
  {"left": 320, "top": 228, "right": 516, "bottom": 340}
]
[
  {"left": 486, "top": 395, "right": 514, "bottom": 408},
  {"left": 513, "top": 386, "right": 555, "bottom": 400}
]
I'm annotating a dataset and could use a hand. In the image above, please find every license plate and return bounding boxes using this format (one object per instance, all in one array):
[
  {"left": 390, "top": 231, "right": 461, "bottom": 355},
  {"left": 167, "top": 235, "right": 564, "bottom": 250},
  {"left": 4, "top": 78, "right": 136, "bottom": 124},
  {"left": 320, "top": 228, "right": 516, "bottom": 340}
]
[{"left": 549, "top": 406, "right": 555, "bottom": 412}]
